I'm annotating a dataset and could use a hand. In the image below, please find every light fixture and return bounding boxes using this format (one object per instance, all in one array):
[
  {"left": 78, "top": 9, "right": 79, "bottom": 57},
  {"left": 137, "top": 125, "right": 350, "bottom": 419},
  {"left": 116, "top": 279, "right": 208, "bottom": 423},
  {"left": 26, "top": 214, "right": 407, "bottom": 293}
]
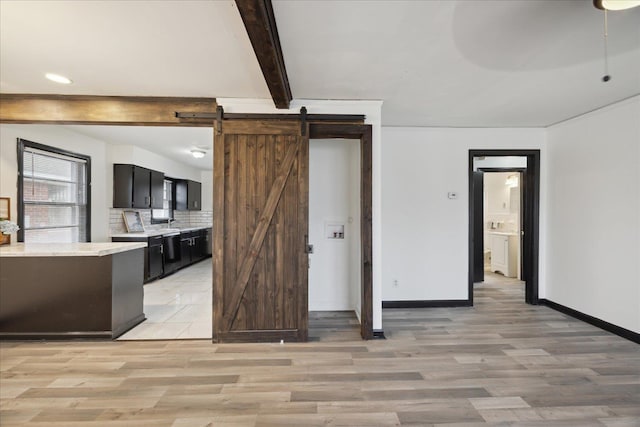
[
  {"left": 45, "top": 73, "right": 72, "bottom": 84},
  {"left": 594, "top": 0, "right": 640, "bottom": 10},
  {"left": 505, "top": 175, "right": 518, "bottom": 188},
  {"left": 190, "top": 149, "right": 206, "bottom": 159}
]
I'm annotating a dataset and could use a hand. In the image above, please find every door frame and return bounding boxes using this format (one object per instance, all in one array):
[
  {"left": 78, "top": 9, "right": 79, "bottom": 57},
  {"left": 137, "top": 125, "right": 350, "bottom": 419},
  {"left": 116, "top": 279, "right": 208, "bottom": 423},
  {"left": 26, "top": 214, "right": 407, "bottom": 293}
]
[
  {"left": 309, "top": 123, "right": 373, "bottom": 340},
  {"left": 468, "top": 150, "right": 540, "bottom": 305}
]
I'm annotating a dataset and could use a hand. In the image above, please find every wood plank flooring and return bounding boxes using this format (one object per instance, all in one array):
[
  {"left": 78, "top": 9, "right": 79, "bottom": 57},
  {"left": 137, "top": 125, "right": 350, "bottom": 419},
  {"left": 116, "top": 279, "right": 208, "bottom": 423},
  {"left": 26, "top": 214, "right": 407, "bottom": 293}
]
[{"left": 1, "top": 274, "right": 638, "bottom": 426}]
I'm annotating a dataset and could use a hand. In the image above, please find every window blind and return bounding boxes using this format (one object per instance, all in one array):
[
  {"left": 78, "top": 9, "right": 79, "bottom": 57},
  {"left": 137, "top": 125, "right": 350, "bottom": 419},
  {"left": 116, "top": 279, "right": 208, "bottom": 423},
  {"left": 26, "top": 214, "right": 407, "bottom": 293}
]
[{"left": 20, "top": 143, "right": 90, "bottom": 243}]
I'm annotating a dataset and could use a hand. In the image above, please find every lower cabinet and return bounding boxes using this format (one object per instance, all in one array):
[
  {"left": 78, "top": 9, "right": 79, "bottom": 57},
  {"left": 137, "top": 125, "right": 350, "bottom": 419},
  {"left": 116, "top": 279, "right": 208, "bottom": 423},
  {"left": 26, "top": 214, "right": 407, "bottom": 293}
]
[
  {"left": 490, "top": 233, "right": 518, "bottom": 278},
  {"left": 112, "top": 227, "right": 210, "bottom": 283},
  {"left": 147, "top": 236, "right": 164, "bottom": 281},
  {"left": 112, "top": 235, "right": 164, "bottom": 283},
  {"left": 180, "top": 232, "right": 193, "bottom": 269},
  {"left": 178, "top": 230, "right": 207, "bottom": 268}
]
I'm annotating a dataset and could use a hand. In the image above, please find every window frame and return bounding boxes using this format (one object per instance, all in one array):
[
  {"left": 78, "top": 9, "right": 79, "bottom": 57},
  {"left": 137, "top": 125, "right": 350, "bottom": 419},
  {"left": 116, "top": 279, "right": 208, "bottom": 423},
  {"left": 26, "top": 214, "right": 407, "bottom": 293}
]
[{"left": 17, "top": 138, "right": 92, "bottom": 242}]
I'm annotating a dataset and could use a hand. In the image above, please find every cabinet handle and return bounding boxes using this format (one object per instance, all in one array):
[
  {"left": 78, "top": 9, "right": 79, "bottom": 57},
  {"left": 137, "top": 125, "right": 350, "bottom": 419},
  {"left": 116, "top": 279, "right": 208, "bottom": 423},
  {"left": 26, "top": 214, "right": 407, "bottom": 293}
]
[{"left": 160, "top": 244, "right": 164, "bottom": 254}]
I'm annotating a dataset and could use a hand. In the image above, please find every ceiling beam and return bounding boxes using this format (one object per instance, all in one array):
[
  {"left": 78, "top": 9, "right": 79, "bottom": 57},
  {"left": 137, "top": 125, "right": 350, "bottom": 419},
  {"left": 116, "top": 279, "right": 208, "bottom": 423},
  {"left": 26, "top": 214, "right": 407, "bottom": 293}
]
[
  {"left": 0, "top": 94, "right": 217, "bottom": 126},
  {"left": 235, "top": 0, "right": 292, "bottom": 109}
]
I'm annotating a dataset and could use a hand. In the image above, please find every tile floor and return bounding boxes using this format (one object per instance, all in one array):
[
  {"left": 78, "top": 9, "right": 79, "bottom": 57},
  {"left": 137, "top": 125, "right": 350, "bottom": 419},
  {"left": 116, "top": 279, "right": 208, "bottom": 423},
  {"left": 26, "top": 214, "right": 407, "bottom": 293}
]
[{"left": 117, "top": 259, "right": 213, "bottom": 340}]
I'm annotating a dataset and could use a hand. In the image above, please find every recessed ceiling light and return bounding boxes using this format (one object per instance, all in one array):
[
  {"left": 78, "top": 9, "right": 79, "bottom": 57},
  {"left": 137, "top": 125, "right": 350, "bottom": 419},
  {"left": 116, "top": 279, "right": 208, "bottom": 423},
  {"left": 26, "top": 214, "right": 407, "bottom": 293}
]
[
  {"left": 191, "top": 149, "right": 206, "bottom": 159},
  {"left": 594, "top": 0, "right": 640, "bottom": 10},
  {"left": 45, "top": 73, "right": 72, "bottom": 84}
]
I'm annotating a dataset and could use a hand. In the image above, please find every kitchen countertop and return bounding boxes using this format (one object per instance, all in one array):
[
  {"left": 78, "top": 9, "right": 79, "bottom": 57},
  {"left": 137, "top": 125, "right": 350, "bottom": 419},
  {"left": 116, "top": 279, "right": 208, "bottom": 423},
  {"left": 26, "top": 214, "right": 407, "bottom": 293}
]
[
  {"left": 0, "top": 242, "right": 147, "bottom": 257},
  {"left": 111, "top": 226, "right": 211, "bottom": 239}
]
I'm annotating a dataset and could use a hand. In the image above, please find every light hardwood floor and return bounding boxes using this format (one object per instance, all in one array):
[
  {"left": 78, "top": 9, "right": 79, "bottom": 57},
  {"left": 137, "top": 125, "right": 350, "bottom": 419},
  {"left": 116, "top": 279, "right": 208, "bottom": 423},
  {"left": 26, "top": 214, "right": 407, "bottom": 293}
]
[{"left": 1, "top": 274, "right": 638, "bottom": 426}]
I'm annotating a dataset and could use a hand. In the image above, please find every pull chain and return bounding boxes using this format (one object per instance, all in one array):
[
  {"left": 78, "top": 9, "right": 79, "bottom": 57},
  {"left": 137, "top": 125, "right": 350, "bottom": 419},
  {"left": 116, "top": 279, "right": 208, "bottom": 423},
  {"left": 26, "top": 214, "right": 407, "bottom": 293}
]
[{"left": 603, "top": 9, "right": 611, "bottom": 82}]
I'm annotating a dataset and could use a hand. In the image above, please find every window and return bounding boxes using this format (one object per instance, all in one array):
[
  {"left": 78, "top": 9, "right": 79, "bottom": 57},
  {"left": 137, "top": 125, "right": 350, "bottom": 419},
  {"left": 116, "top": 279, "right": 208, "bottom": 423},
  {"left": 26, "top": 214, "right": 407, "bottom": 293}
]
[
  {"left": 18, "top": 139, "right": 91, "bottom": 243},
  {"left": 151, "top": 179, "right": 174, "bottom": 224}
]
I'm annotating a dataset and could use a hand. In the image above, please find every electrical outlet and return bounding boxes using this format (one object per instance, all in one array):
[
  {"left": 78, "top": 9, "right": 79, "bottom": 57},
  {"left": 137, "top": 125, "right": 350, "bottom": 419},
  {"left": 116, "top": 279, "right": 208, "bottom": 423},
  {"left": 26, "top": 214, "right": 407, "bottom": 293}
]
[{"left": 393, "top": 279, "right": 399, "bottom": 287}]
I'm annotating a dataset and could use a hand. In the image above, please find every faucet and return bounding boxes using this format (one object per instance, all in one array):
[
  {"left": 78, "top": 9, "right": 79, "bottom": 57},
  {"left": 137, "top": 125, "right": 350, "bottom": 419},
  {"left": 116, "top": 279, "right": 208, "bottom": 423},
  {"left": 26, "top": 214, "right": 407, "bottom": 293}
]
[{"left": 167, "top": 219, "right": 176, "bottom": 229}]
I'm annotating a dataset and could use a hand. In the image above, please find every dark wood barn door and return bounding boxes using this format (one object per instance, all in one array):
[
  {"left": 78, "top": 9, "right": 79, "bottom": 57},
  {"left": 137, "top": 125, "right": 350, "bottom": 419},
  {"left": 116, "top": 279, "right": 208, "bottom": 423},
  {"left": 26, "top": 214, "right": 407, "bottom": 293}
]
[{"left": 213, "top": 120, "right": 309, "bottom": 343}]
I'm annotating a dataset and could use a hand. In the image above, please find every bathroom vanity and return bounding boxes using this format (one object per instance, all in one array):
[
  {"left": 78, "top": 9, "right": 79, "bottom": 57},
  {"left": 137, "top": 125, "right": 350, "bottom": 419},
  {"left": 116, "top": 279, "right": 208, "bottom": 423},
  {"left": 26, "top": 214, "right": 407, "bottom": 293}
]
[{"left": 489, "top": 232, "right": 518, "bottom": 278}]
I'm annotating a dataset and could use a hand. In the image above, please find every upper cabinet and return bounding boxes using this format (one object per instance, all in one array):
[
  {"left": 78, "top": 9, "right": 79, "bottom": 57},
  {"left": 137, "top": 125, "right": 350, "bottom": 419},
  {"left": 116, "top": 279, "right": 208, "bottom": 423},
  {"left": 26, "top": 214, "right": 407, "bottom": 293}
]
[
  {"left": 113, "top": 164, "right": 164, "bottom": 209},
  {"left": 175, "top": 179, "right": 201, "bottom": 211}
]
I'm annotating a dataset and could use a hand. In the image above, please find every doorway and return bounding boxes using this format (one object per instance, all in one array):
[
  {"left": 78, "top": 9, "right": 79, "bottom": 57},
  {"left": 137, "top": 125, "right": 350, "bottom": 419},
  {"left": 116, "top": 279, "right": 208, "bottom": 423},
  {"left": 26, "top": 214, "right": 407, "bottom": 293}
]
[
  {"left": 0, "top": 96, "right": 374, "bottom": 342},
  {"left": 308, "top": 138, "right": 362, "bottom": 341},
  {"left": 468, "top": 150, "right": 540, "bottom": 305}
]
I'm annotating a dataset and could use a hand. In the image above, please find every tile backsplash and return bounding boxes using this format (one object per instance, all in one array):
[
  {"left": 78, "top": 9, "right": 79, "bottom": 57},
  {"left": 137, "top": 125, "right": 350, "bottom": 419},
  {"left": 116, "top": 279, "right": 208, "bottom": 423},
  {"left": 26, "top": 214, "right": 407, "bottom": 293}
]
[{"left": 110, "top": 209, "right": 212, "bottom": 235}]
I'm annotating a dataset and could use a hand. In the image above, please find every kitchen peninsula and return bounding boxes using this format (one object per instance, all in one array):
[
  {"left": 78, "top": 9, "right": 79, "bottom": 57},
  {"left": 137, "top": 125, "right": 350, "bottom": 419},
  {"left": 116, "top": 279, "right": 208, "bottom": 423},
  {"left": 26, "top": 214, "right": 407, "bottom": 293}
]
[{"left": 0, "top": 242, "right": 147, "bottom": 339}]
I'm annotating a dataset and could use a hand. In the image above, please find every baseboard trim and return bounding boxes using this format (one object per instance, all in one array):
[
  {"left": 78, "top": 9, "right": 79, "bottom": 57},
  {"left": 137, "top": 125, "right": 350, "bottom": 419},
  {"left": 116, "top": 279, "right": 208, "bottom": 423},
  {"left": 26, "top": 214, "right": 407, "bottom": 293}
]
[
  {"left": 382, "top": 299, "right": 472, "bottom": 309},
  {"left": 539, "top": 299, "right": 639, "bottom": 344},
  {"left": 0, "top": 331, "right": 112, "bottom": 340}
]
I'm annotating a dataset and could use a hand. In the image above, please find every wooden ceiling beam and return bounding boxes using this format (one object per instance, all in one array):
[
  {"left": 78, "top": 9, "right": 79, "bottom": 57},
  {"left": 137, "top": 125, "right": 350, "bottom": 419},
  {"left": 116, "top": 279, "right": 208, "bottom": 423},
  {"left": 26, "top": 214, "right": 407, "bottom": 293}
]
[
  {"left": 235, "top": 0, "right": 292, "bottom": 109},
  {"left": 0, "top": 94, "right": 217, "bottom": 126}
]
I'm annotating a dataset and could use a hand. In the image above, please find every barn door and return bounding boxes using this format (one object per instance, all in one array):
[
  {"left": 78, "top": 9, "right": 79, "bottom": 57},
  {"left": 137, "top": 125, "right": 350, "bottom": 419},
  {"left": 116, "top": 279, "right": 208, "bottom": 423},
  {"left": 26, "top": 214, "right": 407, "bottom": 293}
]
[{"left": 213, "top": 120, "right": 309, "bottom": 343}]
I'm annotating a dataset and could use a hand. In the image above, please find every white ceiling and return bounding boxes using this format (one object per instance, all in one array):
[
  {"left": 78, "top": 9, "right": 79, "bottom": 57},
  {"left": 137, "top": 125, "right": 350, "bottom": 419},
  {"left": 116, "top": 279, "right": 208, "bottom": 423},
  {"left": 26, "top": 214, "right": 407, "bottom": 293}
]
[
  {"left": 273, "top": 0, "right": 640, "bottom": 127},
  {"left": 0, "top": 0, "right": 269, "bottom": 98},
  {"left": 1, "top": 0, "right": 639, "bottom": 160},
  {"left": 65, "top": 125, "right": 214, "bottom": 170}
]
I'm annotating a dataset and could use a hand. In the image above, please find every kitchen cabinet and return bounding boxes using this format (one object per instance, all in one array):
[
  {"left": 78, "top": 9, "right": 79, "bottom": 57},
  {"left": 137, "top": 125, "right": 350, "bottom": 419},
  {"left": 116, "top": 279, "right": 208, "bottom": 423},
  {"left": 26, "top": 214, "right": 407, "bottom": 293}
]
[
  {"left": 147, "top": 236, "right": 164, "bottom": 281},
  {"left": 113, "top": 164, "right": 164, "bottom": 209},
  {"left": 150, "top": 169, "right": 164, "bottom": 209},
  {"left": 179, "top": 231, "right": 193, "bottom": 268},
  {"left": 175, "top": 179, "right": 202, "bottom": 211},
  {"left": 489, "top": 233, "right": 518, "bottom": 278},
  {"left": 112, "top": 234, "right": 164, "bottom": 283},
  {"left": 178, "top": 229, "right": 207, "bottom": 268},
  {"left": 112, "top": 227, "right": 210, "bottom": 283}
]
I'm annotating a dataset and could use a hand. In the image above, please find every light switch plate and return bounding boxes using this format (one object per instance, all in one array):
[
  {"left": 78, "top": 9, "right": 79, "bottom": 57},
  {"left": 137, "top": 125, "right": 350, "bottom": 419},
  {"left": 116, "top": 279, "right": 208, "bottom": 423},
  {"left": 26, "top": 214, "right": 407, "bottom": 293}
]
[{"left": 448, "top": 192, "right": 458, "bottom": 199}]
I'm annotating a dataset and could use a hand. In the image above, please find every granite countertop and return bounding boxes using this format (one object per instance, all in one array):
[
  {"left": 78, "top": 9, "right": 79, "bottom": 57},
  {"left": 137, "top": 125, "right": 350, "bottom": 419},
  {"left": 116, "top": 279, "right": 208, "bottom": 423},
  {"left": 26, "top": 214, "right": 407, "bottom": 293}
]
[
  {"left": 486, "top": 231, "right": 519, "bottom": 236},
  {"left": 111, "top": 226, "right": 211, "bottom": 239},
  {"left": 0, "top": 242, "right": 147, "bottom": 257}
]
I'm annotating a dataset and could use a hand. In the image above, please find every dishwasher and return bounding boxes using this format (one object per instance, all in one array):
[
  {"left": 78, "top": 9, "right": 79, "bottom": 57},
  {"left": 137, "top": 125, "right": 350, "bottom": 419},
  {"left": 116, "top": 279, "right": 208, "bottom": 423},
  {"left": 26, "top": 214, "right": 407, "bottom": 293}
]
[{"left": 162, "top": 232, "right": 181, "bottom": 275}]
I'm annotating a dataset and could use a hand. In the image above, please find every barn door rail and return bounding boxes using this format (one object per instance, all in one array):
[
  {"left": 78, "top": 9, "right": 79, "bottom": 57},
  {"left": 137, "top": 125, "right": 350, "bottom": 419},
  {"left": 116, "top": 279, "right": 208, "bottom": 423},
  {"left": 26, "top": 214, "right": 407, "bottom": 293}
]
[{"left": 175, "top": 106, "right": 365, "bottom": 134}]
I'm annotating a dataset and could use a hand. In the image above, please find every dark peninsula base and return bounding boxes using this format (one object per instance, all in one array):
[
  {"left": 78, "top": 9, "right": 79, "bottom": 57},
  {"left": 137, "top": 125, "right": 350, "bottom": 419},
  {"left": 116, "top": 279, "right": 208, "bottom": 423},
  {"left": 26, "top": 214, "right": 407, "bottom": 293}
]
[{"left": 0, "top": 248, "right": 145, "bottom": 340}]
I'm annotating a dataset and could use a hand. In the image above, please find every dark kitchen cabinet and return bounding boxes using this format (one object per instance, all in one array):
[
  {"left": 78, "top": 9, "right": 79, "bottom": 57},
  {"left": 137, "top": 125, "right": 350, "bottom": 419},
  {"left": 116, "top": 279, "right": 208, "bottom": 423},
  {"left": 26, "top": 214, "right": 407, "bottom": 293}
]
[
  {"left": 113, "top": 164, "right": 164, "bottom": 209},
  {"left": 150, "top": 169, "right": 164, "bottom": 209},
  {"left": 147, "top": 236, "right": 164, "bottom": 281},
  {"left": 179, "top": 231, "right": 193, "bottom": 268},
  {"left": 111, "top": 234, "right": 164, "bottom": 283},
  {"left": 174, "top": 179, "right": 202, "bottom": 211},
  {"left": 178, "top": 230, "right": 207, "bottom": 267},
  {"left": 132, "top": 165, "right": 151, "bottom": 208},
  {"left": 112, "top": 227, "right": 210, "bottom": 283}
]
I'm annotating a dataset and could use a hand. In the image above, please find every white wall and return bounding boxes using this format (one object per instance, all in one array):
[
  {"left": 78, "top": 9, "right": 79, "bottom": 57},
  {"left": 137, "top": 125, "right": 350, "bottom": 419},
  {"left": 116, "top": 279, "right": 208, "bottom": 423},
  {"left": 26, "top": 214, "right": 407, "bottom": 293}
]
[
  {"left": 309, "top": 139, "right": 361, "bottom": 313},
  {"left": 546, "top": 96, "right": 639, "bottom": 333},
  {"left": 1, "top": 124, "right": 111, "bottom": 241},
  {"left": 381, "top": 127, "right": 546, "bottom": 301}
]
